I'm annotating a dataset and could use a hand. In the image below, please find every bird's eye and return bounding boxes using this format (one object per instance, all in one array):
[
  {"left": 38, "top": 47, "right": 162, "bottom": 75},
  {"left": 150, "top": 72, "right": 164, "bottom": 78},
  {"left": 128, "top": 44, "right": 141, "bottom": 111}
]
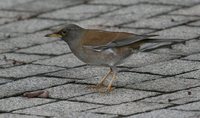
[{"left": 61, "top": 31, "right": 67, "bottom": 35}]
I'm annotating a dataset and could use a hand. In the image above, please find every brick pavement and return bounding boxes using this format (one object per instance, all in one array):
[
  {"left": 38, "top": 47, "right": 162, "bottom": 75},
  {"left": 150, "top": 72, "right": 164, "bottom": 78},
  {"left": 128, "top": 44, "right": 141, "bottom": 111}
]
[{"left": 0, "top": 0, "right": 200, "bottom": 117}]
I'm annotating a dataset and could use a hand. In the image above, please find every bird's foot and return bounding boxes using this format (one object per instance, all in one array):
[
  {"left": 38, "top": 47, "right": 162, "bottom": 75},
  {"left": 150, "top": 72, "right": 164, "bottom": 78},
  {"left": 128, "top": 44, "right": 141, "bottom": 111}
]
[
  {"left": 87, "top": 84, "right": 115, "bottom": 93},
  {"left": 23, "top": 90, "right": 49, "bottom": 98},
  {"left": 87, "top": 83, "right": 106, "bottom": 90}
]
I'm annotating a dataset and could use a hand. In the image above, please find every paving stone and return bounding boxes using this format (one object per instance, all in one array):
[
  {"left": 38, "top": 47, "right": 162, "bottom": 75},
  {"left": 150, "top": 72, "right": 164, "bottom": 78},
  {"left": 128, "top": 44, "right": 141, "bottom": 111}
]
[
  {"left": 78, "top": 21, "right": 155, "bottom": 34},
  {"left": 0, "top": 10, "right": 34, "bottom": 18},
  {"left": 147, "top": 0, "right": 200, "bottom": 6},
  {"left": 77, "top": 71, "right": 161, "bottom": 87},
  {"left": 70, "top": 88, "right": 158, "bottom": 105},
  {"left": 171, "top": 4, "right": 200, "bottom": 16},
  {"left": 0, "top": 0, "right": 32, "bottom": 9},
  {"left": 142, "top": 87, "right": 200, "bottom": 105},
  {"left": 1, "top": 30, "right": 59, "bottom": 50},
  {"left": 0, "top": 53, "right": 50, "bottom": 68},
  {"left": 90, "top": 0, "right": 200, "bottom": 6},
  {"left": 182, "top": 53, "right": 200, "bottom": 61},
  {"left": 0, "top": 18, "right": 15, "bottom": 25},
  {"left": 0, "top": 77, "right": 71, "bottom": 98},
  {"left": 171, "top": 39, "right": 200, "bottom": 54},
  {"left": 14, "top": 101, "right": 103, "bottom": 117},
  {"left": 127, "top": 77, "right": 200, "bottom": 92},
  {"left": 82, "top": 22, "right": 156, "bottom": 34},
  {"left": 0, "top": 78, "right": 12, "bottom": 84},
  {"left": 34, "top": 54, "right": 84, "bottom": 68},
  {"left": 89, "top": 0, "right": 145, "bottom": 5},
  {"left": 188, "top": 20, "right": 200, "bottom": 27},
  {"left": 0, "top": 64, "right": 62, "bottom": 78},
  {"left": 79, "top": 4, "right": 176, "bottom": 26},
  {"left": 0, "top": 97, "right": 54, "bottom": 112},
  {"left": 177, "top": 69, "right": 200, "bottom": 79},
  {"left": 12, "top": 0, "right": 83, "bottom": 12},
  {"left": 0, "top": 113, "right": 44, "bottom": 118},
  {"left": 46, "top": 84, "right": 93, "bottom": 99},
  {"left": 0, "top": 19, "right": 65, "bottom": 33},
  {"left": 170, "top": 101, "right": 200, "bottom": 111},
  {"left": 125, "top": 15, "right": 198, "bottom": 29},
  {"left": 154, "top": 39, "right": 200, "bottom": 55},
  {"left": 16, "top": 41, "right": 70, "bottom": 55},
  {"left": 90, "top": 101, "right": 170, "bottom": 115},
  {"left": 0, "top": 32, "right": 20, "bottom": 41},
  {"left": 46, "top": 66, "right": 108, "bottom": 79},
  {"left": 53, "top": 112, "right": 116, "bottom": 118},
  {"left": 135, "top": 59, "right": 200, "bottom": 75},
  {"left": 129, "top": 109, "right": 200, "bottom": 118},
  {"left": 40, "top": 4, "right": 119, "bottom": 21},
  {"left": 0, "top": 53, "right": 50, "bottom": 64},
  {"left": 152, "top": 26, "right": 200, "bottom": 39},
  {"left": 120, "top": 52, "right": 177, "bottom": 68}
]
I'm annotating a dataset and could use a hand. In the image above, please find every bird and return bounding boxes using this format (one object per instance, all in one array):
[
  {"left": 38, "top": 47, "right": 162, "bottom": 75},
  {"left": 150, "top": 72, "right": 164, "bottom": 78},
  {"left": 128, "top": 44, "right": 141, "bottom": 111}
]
[{"left": 44, "top": 24, "right": 179, "bottom": 92}]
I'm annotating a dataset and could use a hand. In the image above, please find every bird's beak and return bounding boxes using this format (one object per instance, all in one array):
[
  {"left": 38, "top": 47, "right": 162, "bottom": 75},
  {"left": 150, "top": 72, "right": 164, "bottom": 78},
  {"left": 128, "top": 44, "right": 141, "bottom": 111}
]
[{"left": 45, "top": 32, "right": 62, "bottom": 38}]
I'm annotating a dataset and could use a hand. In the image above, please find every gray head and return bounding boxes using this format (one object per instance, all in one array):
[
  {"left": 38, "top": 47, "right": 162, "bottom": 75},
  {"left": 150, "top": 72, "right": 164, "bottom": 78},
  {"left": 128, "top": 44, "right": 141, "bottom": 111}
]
[{"left": 45, "top": 24, "right": 84, "bottom": 40}]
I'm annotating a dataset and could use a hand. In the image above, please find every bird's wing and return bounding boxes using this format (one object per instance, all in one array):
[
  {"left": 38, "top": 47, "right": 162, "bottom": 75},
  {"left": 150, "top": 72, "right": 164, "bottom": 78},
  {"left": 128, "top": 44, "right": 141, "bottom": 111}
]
[
  {"left": 82, "top": 29, "right": 157, "bottom": 50},
  {"left": 81, "top": 29, "right": 133, "bottom": 46}
]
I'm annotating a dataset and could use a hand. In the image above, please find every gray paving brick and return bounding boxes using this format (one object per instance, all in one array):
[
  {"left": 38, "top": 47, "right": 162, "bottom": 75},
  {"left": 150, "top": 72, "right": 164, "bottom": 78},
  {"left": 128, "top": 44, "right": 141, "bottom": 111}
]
[
  {"left": 40, "top": 4, "right": 119, "bottom": 21},
  {"left": 0, "top": 53, "right": 50, "bottom": 63},
  {"left": 78, "top": 71, "right": 161, "bottom": 87},
  {"left": 171, "top": 39, "right": 200, "bottom": 54},
  {"left": 0, "top": 113, "right": 44, "bottom": 118},
  {"left": 177, "top": 69, "right": 200, "bottom": 79},
  {"left": 46, "top": 66, "right": 108, "bottom": 79},
  {"left": 0, "top": 64, "right": 62, "bottom": 78},
  {"left": 124, "top": 15, "right": 198, "bottom": 29},
  {"left": 34, "top": 54, "right": 84, "bottom": 68},
  {"left": 11, "top": 0, "right": 83, "bottom": 12},
  {"left": 147, "top": 0, "right": 200, "bottom": 6},
  {"left": 135, "top": 59, "right": 200, "bottom": 75},
  {"left": 188, "top": 20, "right": 200, "bottom": 26},
  {"left": 89, "top": 0, "right": 145, "bottom": 5},
  {"left": 152, "top": 26, "right": 200, "bottom": 39},
  {"left": 171, "top": 4, "right": 200, "bottom": 16},
  {"left": 0, "top": 78, "right": 12, "bottom": 84},
  {"left": 70, "top": 88, "right": 158, "bottom": 105},
  {"left": 0, "top": 10, "right": 34, "bottom": 18},
  {"left": 0, "top": 77, "right": 71, "bottom": 98},
  {"left": 120, "top": 52, "right": 177, "bottom": 68},
  {"left": 46, "top": 84, "right": 93, "bottom": 99},
  {"left": 90, "top": 101, "right": 170, "bottom": 115},
  {"left": 0, "top": 97, "right": 54, "bottom": 112},
  {"left": 0, "top": 19, "right": 65, "bottom": 33},
  {"left": 0, "top": 18, "right": 14, "bottom": 25},
  {"left": 53, "top": 112, "right": 116, "bottom": 118},
  {"left": 81, "top": 4, "right": 176, "bottom": 26},
  {"left": 91, "top": 0, "right": 200, "bottom": 6},
  {"left": 129, "top": 109, "right": 200, "bottom": 118},
  {"left": 170, "top": 101, "right": 200, "bottom": 111},
  {"left": 182, "top": 53, "right": 200, "bottom": 61},
  {"left": 0, "top": 0, "right": 32, "bottom": 9},
  {"left": 127, "top": 77, "right": 200, "bottom": 92},
  {"left": 0, "top": 32, "right": 20, "bottom": 41},
  {"left": 14, "top": 101, "right": 103, "bottom": 117},
  {"left": 142, "top": 87, "right": 200, "bottom": 104},
  {"left": 16, "top": 41, "right": 70, "bottom": 55},
  {"left": 78, "top": 21, "right": 155, "bottom": 34},
  {"left": 2, "top": 30, "right": 58, "bottom": 49}
]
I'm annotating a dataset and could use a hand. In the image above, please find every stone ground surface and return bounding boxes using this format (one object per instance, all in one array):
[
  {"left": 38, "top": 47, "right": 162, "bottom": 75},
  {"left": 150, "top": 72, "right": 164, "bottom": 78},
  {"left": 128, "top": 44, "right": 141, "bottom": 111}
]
[{"left": 0, "top": 0, "right": 200, "bottom": 118}]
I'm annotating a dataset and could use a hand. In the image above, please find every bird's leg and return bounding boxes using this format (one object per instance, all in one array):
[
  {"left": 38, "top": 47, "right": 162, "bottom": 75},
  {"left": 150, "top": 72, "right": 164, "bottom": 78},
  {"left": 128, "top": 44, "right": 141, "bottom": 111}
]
[
  {"left": 96, "top": 67, "right": 112, "bottom": 88},
  {"left": 89, "top": 68, "right": 112, "bottom": 90},
  {"left": 106, "top": 71, "right": 117, "bottom": 92}
]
